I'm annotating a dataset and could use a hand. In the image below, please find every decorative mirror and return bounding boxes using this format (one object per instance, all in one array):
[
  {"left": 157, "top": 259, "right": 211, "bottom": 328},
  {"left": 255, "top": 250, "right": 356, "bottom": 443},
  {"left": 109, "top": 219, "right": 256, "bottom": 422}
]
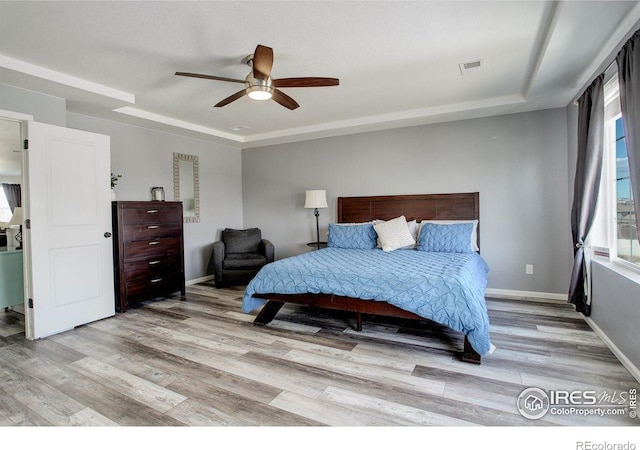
[{"left": 173, "top": 152, "right": 200, "bottom": 223}]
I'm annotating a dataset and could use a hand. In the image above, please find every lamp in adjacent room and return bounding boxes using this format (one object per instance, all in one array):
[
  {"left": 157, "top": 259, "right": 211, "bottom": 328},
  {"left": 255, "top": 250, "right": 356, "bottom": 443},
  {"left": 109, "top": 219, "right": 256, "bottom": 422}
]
[
  {"left": 8, "top": 206, "right": 23, "bottom": 250},
  {"left": 304, "top": 190, "right": 328, "bottom": 250}
]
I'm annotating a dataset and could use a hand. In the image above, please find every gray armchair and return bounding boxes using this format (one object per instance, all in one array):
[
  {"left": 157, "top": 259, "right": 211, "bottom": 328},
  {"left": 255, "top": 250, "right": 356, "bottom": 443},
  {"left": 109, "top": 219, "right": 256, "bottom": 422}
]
[{"left": 209, "top": 227, "right": 274, "bottom": 288}]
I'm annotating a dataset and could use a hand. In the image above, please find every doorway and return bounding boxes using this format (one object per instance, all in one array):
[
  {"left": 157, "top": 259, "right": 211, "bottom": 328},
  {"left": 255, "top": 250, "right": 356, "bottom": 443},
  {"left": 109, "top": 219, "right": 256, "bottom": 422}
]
[
  {"left": 0, "top": 110, "right": 115, "bottom": 340},
  {"left": 0, "top": 114, "right": 26, "bottom": 332}
]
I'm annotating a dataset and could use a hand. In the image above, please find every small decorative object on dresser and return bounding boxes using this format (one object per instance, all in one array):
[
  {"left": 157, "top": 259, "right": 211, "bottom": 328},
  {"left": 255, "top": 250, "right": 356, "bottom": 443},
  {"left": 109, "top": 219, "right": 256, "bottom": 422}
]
[
  {"left": 151, "top": 186, "right": 165, "bottom": 201},
  {"left": 111, "top": 201, "right": 185, "bottom": 313},
  {"left": 111, "top": 171, "right": 122, "bottom": 201}
]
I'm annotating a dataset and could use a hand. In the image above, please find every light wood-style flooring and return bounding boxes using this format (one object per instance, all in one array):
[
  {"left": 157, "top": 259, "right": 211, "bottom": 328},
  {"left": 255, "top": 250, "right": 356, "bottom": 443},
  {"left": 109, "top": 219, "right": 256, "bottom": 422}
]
[{"left": 0, "top": 283, "right": 638, "bottom": 427}]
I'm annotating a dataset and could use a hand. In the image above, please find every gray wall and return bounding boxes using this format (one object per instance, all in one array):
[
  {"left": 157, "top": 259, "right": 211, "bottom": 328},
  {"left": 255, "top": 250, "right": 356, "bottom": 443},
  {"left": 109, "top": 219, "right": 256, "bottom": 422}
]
[
  {"left": 242, "top": 108, "right": 573, "bottom": 295},
  {"left": 591, "top": 262, "right": 640, "bottom": 369},
  {"left": 66, "top": 113, "right": 244, "bottom": 282},
  {"left": 0, "top": 175, "right": 21, "bottom": 184},
  {"left": 0, "top": 83, "right": 66, "bottom": 126}
]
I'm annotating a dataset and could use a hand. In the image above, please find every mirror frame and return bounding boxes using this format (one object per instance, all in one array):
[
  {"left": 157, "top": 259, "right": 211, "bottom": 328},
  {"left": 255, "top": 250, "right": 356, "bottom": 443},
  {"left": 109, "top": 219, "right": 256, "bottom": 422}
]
[{"left": 173, "top": 152, "right": 200, "bottom": 223}]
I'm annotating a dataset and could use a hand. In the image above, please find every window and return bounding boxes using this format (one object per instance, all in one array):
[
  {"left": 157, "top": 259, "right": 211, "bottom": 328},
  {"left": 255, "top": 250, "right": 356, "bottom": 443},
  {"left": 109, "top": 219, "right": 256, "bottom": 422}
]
[
  {"left": 615, "top": 118, "right": 638, "bottom": 264},
  {"left": 598, "top": 74, "right": 639, "bottom": 268}
]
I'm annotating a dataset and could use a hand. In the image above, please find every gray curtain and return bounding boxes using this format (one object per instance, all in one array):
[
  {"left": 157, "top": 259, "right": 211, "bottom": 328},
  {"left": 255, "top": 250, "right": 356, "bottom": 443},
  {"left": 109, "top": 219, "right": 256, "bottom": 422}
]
[
  {"left": 616, "top": 29, "right": 640, "bottom": 244},
  {"left": 1, "top": 183, "right": 21, "bottom": 211},
  {"left": 569, "top": 74, "right": 605, "bottom": 316}
]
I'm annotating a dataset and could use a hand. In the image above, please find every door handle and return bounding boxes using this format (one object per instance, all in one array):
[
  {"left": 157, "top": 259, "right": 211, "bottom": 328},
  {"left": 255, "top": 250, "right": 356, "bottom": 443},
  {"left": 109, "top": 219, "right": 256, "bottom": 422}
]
[{"left": 104, "top": 232, "right": 112, "bottom": 238}]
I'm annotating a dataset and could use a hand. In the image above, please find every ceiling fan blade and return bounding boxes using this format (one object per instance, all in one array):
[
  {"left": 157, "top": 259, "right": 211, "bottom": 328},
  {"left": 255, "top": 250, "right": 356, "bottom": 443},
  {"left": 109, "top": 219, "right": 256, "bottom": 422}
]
[
  {"left": 214, "top": 89, "right": 248, "bottom": 108},
  {"left": 175, "top": 72, "right": 245, "bottom": 84},
  {"left": 272, "top": 89, "right": 300, "bottom": 110},
  {"left": 272, "top": 77, "right": 340, "bottom": 88},
  {"left": 252, "top": 45, "right": 274, "bottom": 80}
]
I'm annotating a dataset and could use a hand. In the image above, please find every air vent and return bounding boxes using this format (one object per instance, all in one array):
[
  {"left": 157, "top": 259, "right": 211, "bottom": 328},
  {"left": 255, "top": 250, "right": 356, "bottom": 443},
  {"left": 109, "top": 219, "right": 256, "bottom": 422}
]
[{"left": 459, "top": 59, "right": 485, "bottom": 76}]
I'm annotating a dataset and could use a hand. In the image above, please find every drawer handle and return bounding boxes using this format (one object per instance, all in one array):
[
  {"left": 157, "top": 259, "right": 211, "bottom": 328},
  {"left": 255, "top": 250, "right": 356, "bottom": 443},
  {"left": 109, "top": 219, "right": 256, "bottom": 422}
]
[
  {"left": 148, "top": 260, "right": 161, "bottom": 266},
  {"left": 150, "top": 277, "right": 163, "bottom": 283},
  {"left": 146, "top": 209, "right": 159, "bottom": 214},
  {"left": 149, "top": 241, "right": 160, "bottom": 246},
  {"left": 147, "top": 225, "right": 160, "bottom": 229}
]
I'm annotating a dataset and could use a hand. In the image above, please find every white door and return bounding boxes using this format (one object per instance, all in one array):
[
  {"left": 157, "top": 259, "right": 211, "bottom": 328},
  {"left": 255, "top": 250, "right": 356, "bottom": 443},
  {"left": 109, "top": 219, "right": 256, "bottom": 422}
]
[{"left": 23, "top": 121, "right": 114, "bottom": 339}]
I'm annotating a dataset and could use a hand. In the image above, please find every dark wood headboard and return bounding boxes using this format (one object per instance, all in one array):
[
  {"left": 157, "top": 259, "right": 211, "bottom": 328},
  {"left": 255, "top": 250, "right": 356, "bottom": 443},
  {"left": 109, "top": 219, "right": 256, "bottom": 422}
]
[{"left": 337, "top": 192, "right": 480, "bottom": 247}]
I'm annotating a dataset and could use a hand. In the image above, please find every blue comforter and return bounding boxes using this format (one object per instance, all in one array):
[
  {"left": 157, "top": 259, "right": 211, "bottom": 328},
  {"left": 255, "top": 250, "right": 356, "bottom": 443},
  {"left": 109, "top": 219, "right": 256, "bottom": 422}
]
[{"left": 242, "top": 248, "right": 492, "bottom": 355}]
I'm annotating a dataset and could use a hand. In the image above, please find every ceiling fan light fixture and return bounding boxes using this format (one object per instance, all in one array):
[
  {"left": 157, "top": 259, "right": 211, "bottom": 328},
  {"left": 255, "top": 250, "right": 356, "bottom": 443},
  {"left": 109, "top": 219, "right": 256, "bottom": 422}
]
[
  {"left": 177, "top": 44, "right": 338, "bottom": 109},
  {"left": 247, "top": 86, "right": 273, "bottom": 101}
]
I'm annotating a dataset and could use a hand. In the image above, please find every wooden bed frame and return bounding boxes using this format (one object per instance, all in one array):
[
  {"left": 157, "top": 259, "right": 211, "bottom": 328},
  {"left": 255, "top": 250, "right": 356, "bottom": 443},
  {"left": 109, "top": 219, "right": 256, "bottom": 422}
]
[{"left": 252, "top": 192, "right": 483, "bottom": 364}]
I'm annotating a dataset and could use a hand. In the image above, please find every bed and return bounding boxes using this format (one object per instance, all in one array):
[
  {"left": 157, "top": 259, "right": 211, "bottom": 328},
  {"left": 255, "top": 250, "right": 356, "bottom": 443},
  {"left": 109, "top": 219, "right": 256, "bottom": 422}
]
[{"left": 241, "top": 192, "right": 491, "bottom": 364}]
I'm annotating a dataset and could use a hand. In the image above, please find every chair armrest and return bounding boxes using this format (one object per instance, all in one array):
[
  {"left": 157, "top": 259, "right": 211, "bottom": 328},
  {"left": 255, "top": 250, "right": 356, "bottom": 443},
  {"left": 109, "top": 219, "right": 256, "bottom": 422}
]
[
  {"left": 261, "top": 239, "right": 275, "bottom": 263},
  {"left": 208, "top": 240, "right": 226, "bottom": 276}
]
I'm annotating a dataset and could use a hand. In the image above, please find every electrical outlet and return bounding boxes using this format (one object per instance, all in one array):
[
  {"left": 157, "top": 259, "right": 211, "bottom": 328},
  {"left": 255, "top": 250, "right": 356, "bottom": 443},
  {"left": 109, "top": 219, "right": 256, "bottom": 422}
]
[{"left": 526, "top": 264, "right": 534, "bottom": 275}]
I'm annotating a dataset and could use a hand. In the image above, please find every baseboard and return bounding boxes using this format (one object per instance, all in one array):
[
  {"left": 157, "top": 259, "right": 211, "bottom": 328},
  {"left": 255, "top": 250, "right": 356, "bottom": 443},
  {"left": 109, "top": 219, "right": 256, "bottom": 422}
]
[
  {"left": 485, "top": 288, "right": 567, "bottom": 302},
  {"left": 186, "top": 275, "right": 215, "bottom": 286},
  {"left": 584, "top": 317, "right": 640, "bottom": 385}
]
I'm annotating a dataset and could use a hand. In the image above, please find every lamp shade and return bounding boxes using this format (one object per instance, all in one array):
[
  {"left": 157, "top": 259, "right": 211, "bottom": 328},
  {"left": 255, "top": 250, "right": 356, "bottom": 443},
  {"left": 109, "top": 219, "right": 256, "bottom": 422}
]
[
  {"left": 8, "top": 207, "right": 23, "bottom": 227},
  {"left": 304, "top": 190, "right": 328, "bottom": 209}
]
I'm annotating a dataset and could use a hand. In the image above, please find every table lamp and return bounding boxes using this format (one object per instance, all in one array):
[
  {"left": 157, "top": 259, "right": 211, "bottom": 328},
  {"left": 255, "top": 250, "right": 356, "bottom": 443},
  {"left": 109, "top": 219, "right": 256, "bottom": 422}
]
[{"left": 304, "top": 190, "right": 328, "bottom": 250}]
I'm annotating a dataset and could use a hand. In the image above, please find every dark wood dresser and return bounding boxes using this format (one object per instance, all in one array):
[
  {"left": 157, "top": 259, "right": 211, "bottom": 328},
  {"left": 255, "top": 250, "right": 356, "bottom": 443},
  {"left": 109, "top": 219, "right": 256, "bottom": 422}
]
[{"left": 111, "top": 201, "right": 185, "bottom": 313}]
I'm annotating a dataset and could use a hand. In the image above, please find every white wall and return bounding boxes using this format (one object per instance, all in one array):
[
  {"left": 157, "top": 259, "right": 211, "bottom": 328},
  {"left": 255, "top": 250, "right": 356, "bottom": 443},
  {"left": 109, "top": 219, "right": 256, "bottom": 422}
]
[
  {"left": 66, "top": 113, "right": 244, "bottom": 282},
  {"left": 242, "top": 108, "right": 573, "bottom": 295}
]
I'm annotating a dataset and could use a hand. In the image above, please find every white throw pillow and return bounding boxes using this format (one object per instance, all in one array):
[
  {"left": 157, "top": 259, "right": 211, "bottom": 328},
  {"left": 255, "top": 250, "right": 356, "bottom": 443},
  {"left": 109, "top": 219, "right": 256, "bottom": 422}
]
[{"left": 373, "top": 215, "right": 416, "bottom": 252}]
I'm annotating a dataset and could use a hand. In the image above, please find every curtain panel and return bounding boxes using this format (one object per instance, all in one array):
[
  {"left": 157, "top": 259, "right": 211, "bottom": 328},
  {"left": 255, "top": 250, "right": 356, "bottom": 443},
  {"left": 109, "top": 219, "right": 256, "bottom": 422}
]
[
  {"left": 1, "top": 183, "right": 21, "bottom": 211},
  {"left": 569, "top": 75, "right": 605, "bottom": 316},
  {"left": 616, "top": 29, "right": 640, "bottom": 245}
]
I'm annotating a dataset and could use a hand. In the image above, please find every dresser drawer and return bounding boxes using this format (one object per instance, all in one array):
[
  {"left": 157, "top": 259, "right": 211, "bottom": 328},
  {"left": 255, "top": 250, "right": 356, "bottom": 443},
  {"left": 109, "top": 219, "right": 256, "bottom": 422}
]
[
  {"left": 126, "top": 275, "right": 184, "bottom": 298},
  {"left": 123, "top": 223, "right": 182, "bottom": 242},
  {"left": 123, "top": 254, "right": 181, "bottom": 282},
  {"left": 121, "top": 205, "right": 182, "bottom": 225},
  {"left": 123, "top": 237, "right": 181, "bottom": 260}
]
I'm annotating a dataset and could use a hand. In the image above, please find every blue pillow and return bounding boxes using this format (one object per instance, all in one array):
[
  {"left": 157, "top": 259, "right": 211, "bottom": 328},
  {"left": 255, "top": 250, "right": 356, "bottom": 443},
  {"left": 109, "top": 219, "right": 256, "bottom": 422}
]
[
  {"left": 328, "top": 223, "right": 377, "bottom": 249},
  {"left": 417, "top": 222, "right": 474, "bottom": 253}
]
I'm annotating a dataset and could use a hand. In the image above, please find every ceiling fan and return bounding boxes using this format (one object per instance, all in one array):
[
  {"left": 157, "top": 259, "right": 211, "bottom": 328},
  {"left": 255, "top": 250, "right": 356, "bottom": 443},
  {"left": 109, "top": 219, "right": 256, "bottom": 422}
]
[{"left": 175, "top": 44, "right": 339, "bottom": 110}]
